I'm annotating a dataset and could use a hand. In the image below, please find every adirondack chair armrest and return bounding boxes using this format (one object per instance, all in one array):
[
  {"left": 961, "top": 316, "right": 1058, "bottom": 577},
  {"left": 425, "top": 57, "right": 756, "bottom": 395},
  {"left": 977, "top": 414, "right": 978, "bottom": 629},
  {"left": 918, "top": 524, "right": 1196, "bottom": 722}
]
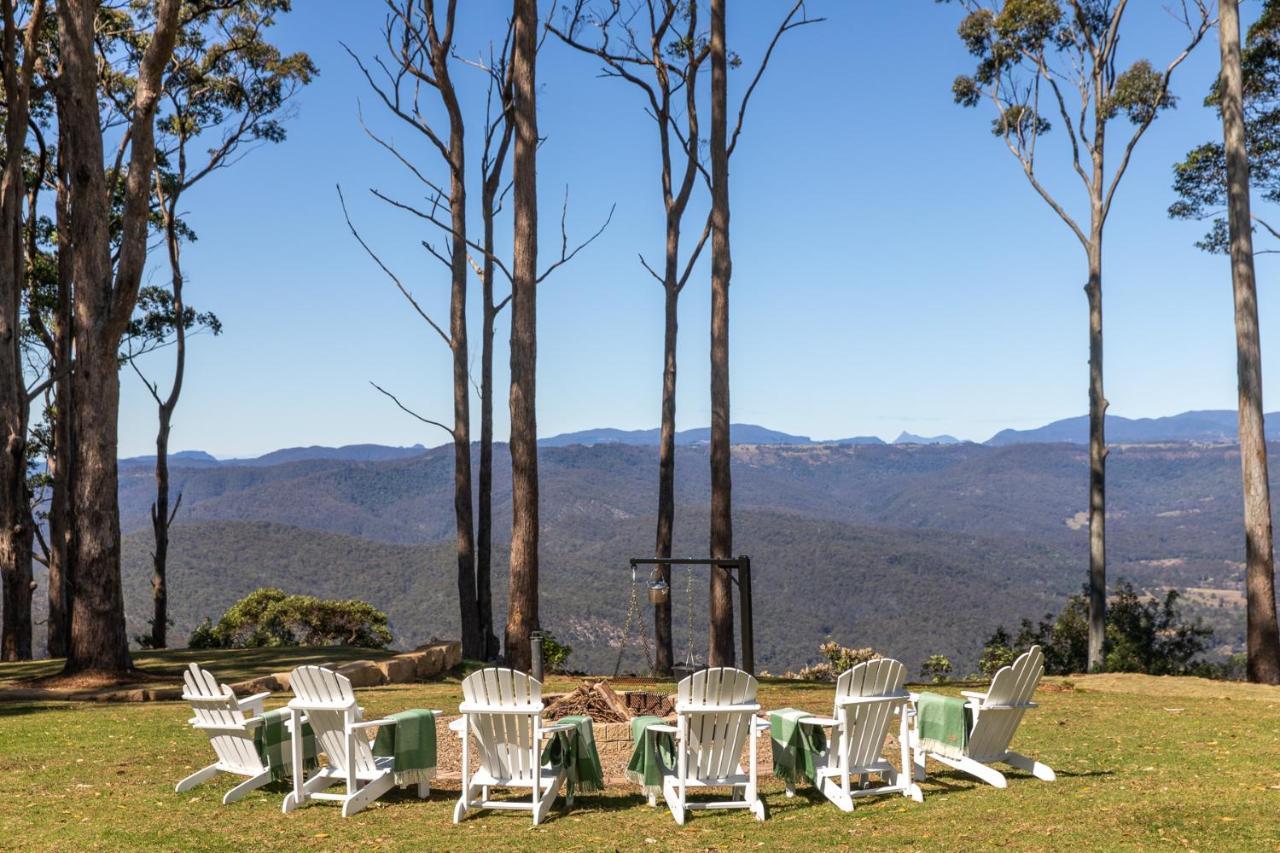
[
  {"left": 796, "top": 715, "right": 839, "bottom": 727},
  {"left": 350, "top": 717, "right": 397, "bottom": 731},
  {"left": 674, "top": 703, "right": 761, "bottom": 714},
  {"left": 237, "top": 692, "right": 272, "bottom": 713},
  {"left": 457, "top": 703, "right": 543, "bottom": 714},
  {"left": 835, "top": 694, "right": 910, "bottom": 707},
  {"left": 979, "top": 701, "right": 1038, "bottom": 710},
  {"left": 448, "top": 717, "right": 467, "bottom": 735},
  {"left": 541, "top": 722, "right": 577, "bottom": 737},
  {"left": 960, "top": 690, "right": 988, "bottom": 701},
  {"left": 241, "top": 715, "right": 267, "bottom": 729},
  {"left": 645, "top": 723, "right": 679, "bottom": 734}
]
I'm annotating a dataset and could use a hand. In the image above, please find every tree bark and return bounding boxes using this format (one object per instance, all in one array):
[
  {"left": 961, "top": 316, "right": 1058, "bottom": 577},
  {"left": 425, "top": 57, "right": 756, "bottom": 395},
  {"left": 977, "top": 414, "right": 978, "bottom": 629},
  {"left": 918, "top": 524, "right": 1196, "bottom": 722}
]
[
  {"left": 46, "top": 131, "right": 74, "bottom": 660},
  {"left": 59, "top": 0, "right": 182, "bottom": 675},
  {"left": 1219, "top": 0, "right": 1280, "bottom": 684},
  {"left": 505, "top": 0, "right": 539, "bottom": 673},
  {"left": 1085, "top": 242, "right": 1106, "bottom": 672},
  {"left": 478, "top": 144, "right": 507, "bottom": 661},
  {"left": 707, "top": 0, "right": 734, "bottom": 668},
  {"left": 653, "top": 276, "right": 677, "bottom": 675},
  {"left": 149, "top": 407, "right": 171, "bottom": 648},
  {"left": 0, "top": 0, "right": 43, "bottom": 662},
  {"left": 433, "top": 21, "right": 481, "bottom": 661}
]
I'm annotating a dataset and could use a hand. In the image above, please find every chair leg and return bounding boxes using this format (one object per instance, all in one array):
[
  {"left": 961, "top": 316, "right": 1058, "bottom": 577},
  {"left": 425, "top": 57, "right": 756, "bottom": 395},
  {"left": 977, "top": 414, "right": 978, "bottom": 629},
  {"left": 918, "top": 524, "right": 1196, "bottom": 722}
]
[
  {"left": 416, "top": 780, "right": 430, "bottom": 799},
  {"left": 1004, "top": 751, "right": 1055, "bottom": 782},
  {"left": 342, "top": 773, "right": 395, "bottom": 818},
  {"left": 947, "top": 755, "right": 1008, "bottom": 789},
  {"left": 222, "top": 770, "right": 272, "bottom": 805},
  {"left": 175, "top": 763, "right": 219, "bottom": 793}
]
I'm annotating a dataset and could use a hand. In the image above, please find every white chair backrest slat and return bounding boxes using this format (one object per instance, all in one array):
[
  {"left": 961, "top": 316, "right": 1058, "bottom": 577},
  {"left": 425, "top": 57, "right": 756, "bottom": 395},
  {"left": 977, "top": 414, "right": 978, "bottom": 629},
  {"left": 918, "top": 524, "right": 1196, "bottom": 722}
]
[
  {"left": 289, "top": 666, "right": 378, "bottom": 777},
  {"left": 833, "top": 658, "right": 906, "bottom": 769},
  {"left": 183, "top": 663, "right": 264, "bottom": 776},
  {"left": 969, "top": 646, "right": 1044, "bottom": 760},
  {"left": 461, "top": 668, "right": 542, "bottom": 784},
  {"left": 677, "top": 667, "right": 757, "bottom": 781}
]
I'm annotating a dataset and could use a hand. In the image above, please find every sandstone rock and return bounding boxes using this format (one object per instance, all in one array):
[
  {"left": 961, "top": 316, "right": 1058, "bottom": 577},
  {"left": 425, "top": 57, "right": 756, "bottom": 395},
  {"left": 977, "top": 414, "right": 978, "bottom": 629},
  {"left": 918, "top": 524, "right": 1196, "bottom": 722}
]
[
  {"left": 378, "top": 657, "right": 417, "bottom": 683},
  {"left": 336, "top": 661, "right": 386, "bottom": 688}
]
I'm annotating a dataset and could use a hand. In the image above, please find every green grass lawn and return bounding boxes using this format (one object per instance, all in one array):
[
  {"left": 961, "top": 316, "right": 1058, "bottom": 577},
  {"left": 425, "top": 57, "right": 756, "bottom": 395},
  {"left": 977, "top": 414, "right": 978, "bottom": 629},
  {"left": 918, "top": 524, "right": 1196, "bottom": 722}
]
[{"left": 2, "top": 666, "right": 1278, "bottom": 850}]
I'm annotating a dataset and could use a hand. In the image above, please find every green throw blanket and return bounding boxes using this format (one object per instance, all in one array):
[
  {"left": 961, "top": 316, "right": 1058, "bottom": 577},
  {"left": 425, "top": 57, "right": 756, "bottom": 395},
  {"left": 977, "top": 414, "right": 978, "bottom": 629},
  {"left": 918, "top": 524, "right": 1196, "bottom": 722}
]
[
  {"left": 539, "top": 715, "right": 604, "bottom": 796},
  {"left": 770, "top": 708, "right": 827, "bottom": 786},
  {"left": 916, "top": 693, "right": 972, "bottom": 760},
  {"left": 254, "top": 709, "right": 317, "bottom": 783},
  {"left": 625, "top": 715, "right": 676, "bottom": 796},
  {"left": 372, "top": 709, "right": 437, "bottom": 786}
]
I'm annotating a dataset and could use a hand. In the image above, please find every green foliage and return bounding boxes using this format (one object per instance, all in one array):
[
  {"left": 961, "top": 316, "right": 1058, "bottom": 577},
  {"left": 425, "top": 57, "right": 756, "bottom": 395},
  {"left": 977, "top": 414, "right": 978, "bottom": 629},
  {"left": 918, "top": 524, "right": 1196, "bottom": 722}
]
[
  {"left": 538, "top": 632, "right": 573, "bottom": 673},
  {"left": 1104, "top": 60, "right": 1175, "bottom": 124},
  {"left": 187, "top": 618, "right": 222, "bottom": 650},
  {"left": 1171, "top": 0, "right": 1280, "bottom": 253},
  {"left": 921, "top": 654, "right": 954, "bottom": 684},
  {"left": 985, "top": 582, "right": 1213, "bottom": 676},
  {"left": 190, "top": 587, "right": 393, "bottom": 649}
]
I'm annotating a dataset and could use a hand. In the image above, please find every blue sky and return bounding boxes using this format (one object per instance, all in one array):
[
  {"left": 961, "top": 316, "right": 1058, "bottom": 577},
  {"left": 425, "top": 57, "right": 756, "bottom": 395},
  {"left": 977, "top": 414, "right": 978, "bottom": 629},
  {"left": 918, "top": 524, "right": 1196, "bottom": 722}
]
[{"left": 119, "top": 1, "right": 1269, "bottom": 457}]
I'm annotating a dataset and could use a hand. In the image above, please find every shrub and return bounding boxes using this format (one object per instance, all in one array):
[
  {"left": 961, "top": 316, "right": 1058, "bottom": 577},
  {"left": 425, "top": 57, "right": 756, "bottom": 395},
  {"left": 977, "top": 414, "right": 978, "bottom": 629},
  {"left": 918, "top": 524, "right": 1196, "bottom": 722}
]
[
  {"left": 921, "top": 654, "right": 953, "bottom": 684},
  {"left": 783, "top": 641, "right": 883, "bottom": 681},
  {"left": 818, "top": 641, "right": 882, "bottom": 672},
  {"left": 190, "top": 588, "right": 393, "bottom": 649},
  {"left": 983, "top": 582, "right": 1213, "bottom": 676},
  {"left": 538, "top": 632, "right": 573, "bottom": 673},
  {"left": 187, "top": 618, "right": 224, "bottom": 649}
]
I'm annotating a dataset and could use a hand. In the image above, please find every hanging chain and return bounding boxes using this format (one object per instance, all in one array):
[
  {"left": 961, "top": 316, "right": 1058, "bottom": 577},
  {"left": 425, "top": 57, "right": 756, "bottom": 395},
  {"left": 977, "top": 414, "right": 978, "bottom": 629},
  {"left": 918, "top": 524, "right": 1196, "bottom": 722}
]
[{"left": 613, "top": 567, "right": 655, "bottom": 677}]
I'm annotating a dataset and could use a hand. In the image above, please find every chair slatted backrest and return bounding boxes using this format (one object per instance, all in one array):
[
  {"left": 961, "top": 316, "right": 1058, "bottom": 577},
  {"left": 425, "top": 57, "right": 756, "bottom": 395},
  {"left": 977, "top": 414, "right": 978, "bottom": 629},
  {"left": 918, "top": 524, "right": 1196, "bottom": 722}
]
[
  {"left": 290, "top": 666, "right": 378, "bottom": 777},
  {"left": 461, "top": 668, "right": 542, "bottom": 784},
  {"left": 968, "top": 645, "right": 1044, "bottom": 761},
  {"left": 676, "top": 667, "right": 758, "bottom": 781},
  {"left": 832, "top": 658, "right": 907, "bottom": 769},
  {"left": 183, "top": 663, "right": 265, "bottom": 776}
]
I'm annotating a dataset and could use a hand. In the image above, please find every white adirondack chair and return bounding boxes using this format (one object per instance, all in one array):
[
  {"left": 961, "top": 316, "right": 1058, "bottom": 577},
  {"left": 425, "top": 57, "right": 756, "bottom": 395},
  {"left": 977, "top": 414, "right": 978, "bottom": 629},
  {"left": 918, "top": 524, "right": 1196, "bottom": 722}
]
[
  {"left": 789, "top": 658, "right": 923, "bottom": 810},
  {"left": 645, "top": 667, "right": 768, "bottom": 824},
  {"left": 175, "top": 663, "right": 278, "bottom": 804},
  {"left": 911, "top": 645, "right": 1056, "bottom": 789},
  {"left": 450, "top": 668, "right": 577, "bottom": 826},
  {"left": 282, "top": 665, "right": 439, "bottom": 817}
]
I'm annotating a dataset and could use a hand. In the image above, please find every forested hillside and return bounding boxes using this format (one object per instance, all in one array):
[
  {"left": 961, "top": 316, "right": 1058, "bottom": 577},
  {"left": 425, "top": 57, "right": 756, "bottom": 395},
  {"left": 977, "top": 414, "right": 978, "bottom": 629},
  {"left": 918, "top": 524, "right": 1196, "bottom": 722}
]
[{"left": 103, "top": 440, "right": 1269, "bottom": 673}]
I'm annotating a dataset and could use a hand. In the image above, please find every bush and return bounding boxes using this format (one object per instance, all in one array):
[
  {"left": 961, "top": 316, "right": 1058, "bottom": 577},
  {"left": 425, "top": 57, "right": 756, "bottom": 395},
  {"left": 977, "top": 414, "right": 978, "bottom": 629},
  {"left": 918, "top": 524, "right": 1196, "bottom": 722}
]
[
  {"left": 538, "top": 632, "right": 573, "bottom": 673},
  {"left": 188, "top": 588, "right": 393, "bottom": 649},
  {"left": 920, "top": 654, "right": 953, "bottom": 684},
  {"left": 187, "top": 618, "right": 224, "bottom": 649},
  {"left": 784, "top": 641, "right": 883, "bottom": 681},
  {"left": 982, "top": 582, "right": 1213, "bottom": 676}
]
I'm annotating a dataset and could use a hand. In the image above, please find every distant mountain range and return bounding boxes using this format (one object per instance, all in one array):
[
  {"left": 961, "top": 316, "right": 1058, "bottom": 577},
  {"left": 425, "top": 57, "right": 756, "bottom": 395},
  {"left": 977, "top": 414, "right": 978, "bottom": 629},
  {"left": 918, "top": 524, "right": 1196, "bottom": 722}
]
[
  {"left": 123, "top": 410, "right": 1272, "bottom": 468},
  {"left": 986, "top": 409, "right": 1280, "bottom": 446},
  {"left": 95, "top": 434, "right": 1270, "bottom": 673}
]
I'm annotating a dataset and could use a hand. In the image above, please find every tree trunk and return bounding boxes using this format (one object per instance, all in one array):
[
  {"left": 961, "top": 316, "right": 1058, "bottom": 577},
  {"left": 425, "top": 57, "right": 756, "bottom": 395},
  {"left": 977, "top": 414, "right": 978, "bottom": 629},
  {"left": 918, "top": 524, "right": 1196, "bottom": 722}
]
[
  {"left": 478, "top": 192, "right": 500, "bottom": 661},
  {"left": 0, "top": 0, "right": 41, "bottom": 662},
  {"left": 707, "top": 0, "right": 734, "bottom": 668},
  {"left": 149, "top": 409, "right": 171, "bottom": 648},
  {"left": 59, "top": 0, "right": 181, "bottom": 675},
  {"left": 66, "top": 343, "right": 131, "bottom": 673},
  {"left": 505, "top": 0, "right": 539, "bottom": 673},
  {"left": 46, "top": 363, "right": 73, "bottom": 658},
  {"left": 46, "top": 145, "right": 74, "bottom": 660},
  {"left": 440, "top": 68, "right": 481, "bottom": 661},
  {"left": 1219, "top": 0, "right": 1280, "bottom": 684},
  {"left": 653, "top": 276, "right": 677, "bottom": 676},
  {"left": 1085, "top": 243, "right": 1106, "bottom": 672}
]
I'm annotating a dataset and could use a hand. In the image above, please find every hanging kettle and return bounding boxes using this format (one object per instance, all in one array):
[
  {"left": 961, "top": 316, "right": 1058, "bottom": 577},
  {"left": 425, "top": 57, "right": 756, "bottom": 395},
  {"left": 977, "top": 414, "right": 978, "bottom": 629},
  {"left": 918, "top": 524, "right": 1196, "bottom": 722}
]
[{"left": 648, "top": 573, "right": 670, "bottom": 606}]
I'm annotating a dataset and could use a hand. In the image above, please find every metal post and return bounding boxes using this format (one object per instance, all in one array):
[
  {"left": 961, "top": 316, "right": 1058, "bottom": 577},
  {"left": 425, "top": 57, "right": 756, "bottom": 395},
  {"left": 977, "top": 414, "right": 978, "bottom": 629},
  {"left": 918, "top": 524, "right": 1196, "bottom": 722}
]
[
  {"left": 738, "top": 555, "right": 754, "bottom": 675},
  {"left": 530, "top": 630, "right": 545, "bottom": 681}
]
